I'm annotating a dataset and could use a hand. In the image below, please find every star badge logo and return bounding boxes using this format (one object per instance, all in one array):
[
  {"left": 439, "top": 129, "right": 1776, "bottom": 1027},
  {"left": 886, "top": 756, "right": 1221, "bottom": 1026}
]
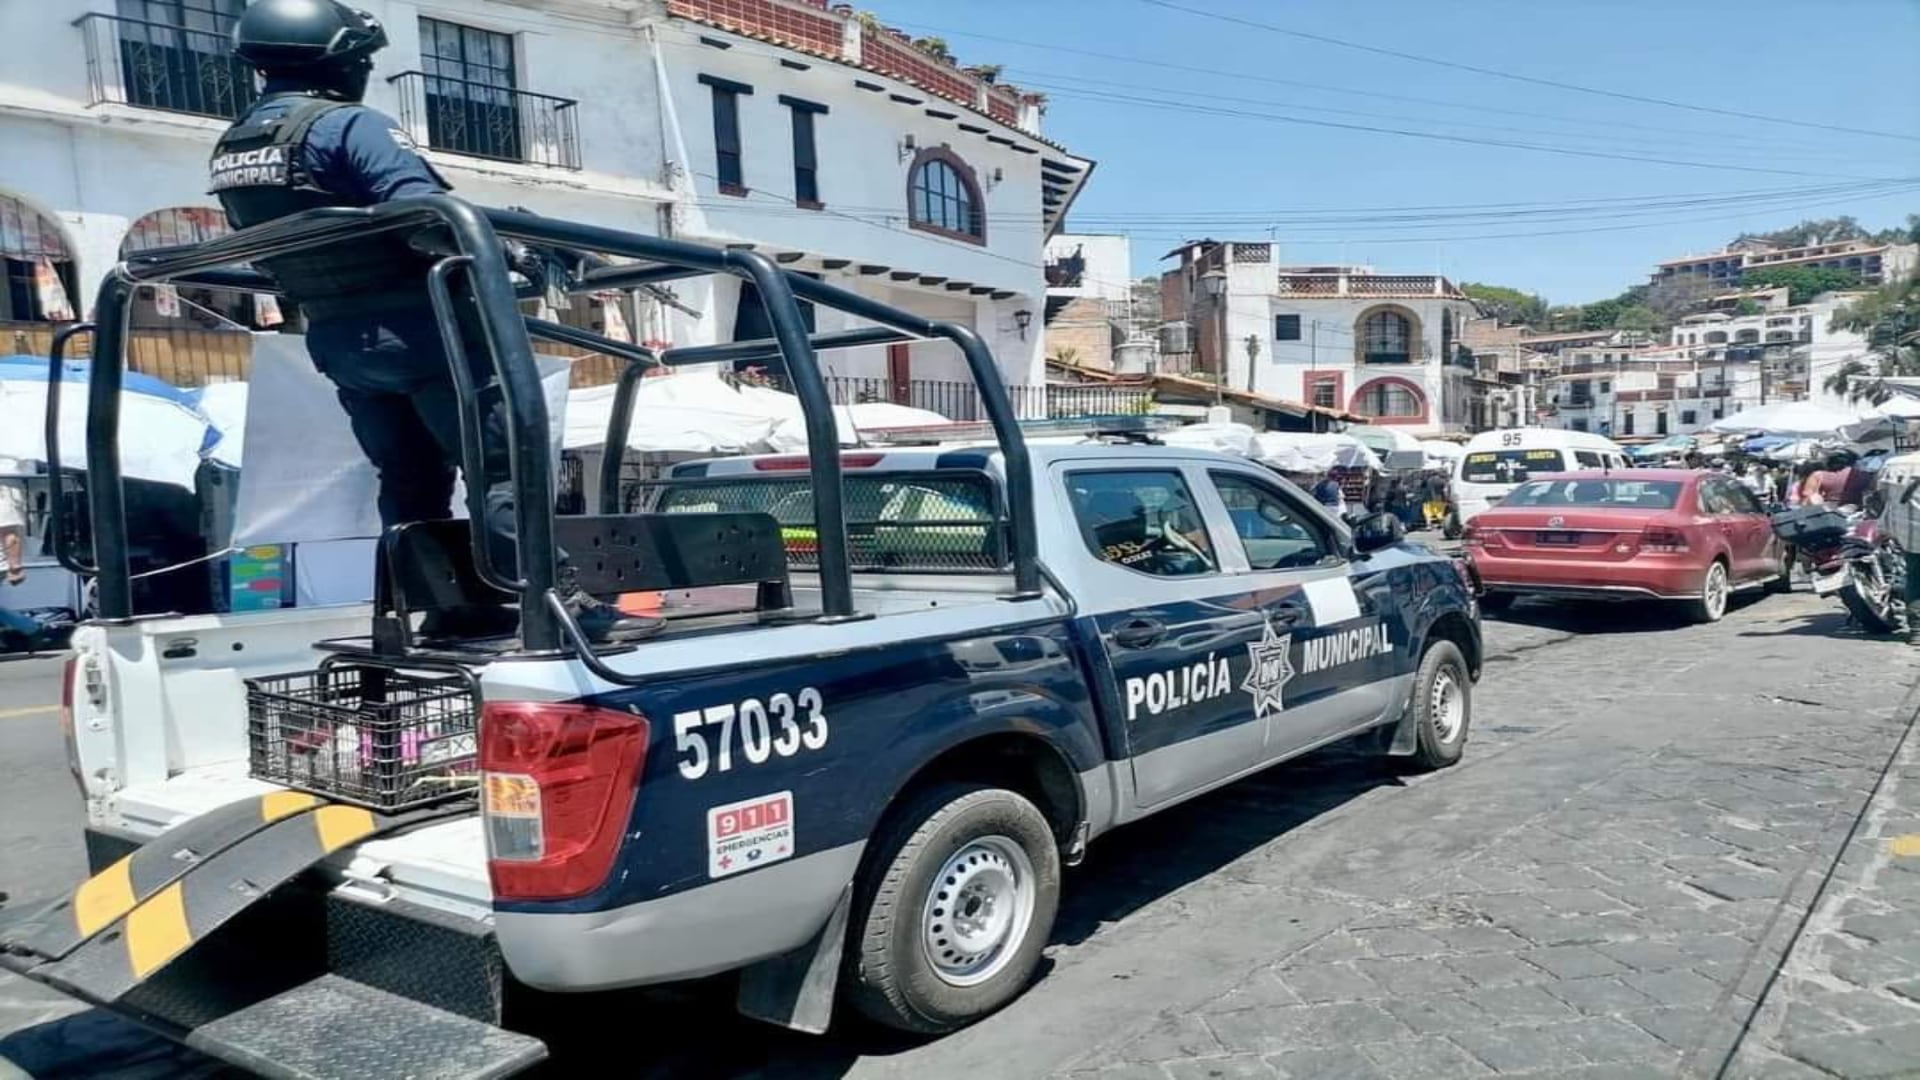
[{"left": 1242, "top": 615, "right": 1295, "bottom": 719}]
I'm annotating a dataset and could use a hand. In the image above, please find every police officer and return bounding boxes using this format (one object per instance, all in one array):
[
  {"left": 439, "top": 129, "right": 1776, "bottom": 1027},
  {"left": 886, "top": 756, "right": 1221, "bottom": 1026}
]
[{"left": 215, "top": 0, "right": 654, "bottom": 642}]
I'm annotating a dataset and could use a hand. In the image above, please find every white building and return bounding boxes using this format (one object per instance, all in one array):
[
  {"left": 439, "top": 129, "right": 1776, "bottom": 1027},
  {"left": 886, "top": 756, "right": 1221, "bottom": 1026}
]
[
  {"left": 1160, "top": 242, "right": 1480, "bottom": 434},
  {"left": 1042, "top": 232, "right": 1133, "bottom": 371},
  {"left": 0, "top": 0, "right": 1091, "bottom": 412}
]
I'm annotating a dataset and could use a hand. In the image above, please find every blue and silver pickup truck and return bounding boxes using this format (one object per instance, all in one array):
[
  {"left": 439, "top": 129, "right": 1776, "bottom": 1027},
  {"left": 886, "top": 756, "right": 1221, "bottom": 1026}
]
[{"left": 1, "top": 200, "right": 1481, "bottom": 1077}]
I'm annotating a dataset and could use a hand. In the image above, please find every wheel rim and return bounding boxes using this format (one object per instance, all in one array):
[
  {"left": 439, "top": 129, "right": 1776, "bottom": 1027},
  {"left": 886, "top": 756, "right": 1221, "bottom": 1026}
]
[
  {"left": 921, "top": 835, "right": 1037, "bottom": 988},
  {"left": 1704, "top": 563, "right": 1728, "bottom": 618},
  {"left": 1430, "top": 666, "right": 1465, "bottom": 743}
]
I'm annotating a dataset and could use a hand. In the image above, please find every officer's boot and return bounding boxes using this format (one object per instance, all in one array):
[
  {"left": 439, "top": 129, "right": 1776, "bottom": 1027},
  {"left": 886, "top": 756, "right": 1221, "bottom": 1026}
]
[{"left": 557, "top": 564, "right": 664, "bottom": 644}]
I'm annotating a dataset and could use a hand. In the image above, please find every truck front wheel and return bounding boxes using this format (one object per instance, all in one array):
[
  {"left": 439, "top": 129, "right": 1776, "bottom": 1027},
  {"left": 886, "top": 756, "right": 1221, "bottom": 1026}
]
[{"left": 846, "top": 783, "right": 1060, "bottom": 1033}]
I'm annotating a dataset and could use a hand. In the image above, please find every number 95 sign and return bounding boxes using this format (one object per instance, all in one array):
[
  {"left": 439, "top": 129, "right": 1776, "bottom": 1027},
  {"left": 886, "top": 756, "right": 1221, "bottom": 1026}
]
[{"left": 673, "top": 688, "right": 829, "bottom": 780}]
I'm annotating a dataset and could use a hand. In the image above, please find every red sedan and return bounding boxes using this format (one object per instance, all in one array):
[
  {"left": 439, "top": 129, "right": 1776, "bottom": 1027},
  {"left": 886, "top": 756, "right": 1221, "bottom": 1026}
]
[{"left": 1463, "top": 469, "right": 1789, "bottom": 623}]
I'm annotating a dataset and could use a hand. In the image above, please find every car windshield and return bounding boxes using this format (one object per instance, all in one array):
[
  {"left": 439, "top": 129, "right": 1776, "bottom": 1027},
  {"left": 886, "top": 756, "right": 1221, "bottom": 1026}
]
[
  {"left": 1503, "top": 478, "right": 1682, "bottom": 509},
  {"left": 1461, "top": 448, "right": 1565, "bottom": 485}
]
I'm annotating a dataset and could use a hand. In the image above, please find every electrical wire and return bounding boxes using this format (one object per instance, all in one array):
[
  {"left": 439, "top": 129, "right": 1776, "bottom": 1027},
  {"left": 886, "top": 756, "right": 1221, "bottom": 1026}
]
[
  {"left": 1135, "top": 0, "right": 1920, "bottom": 145},
  {"left": 885, "top": 20, "right": 1920, "bottom": 150}
]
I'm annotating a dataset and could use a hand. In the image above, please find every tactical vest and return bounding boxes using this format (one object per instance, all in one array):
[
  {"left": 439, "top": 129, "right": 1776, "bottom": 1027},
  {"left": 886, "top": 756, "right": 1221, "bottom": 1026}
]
[{"left": 208, "top": 94, "right": 433, "bottom": 319}]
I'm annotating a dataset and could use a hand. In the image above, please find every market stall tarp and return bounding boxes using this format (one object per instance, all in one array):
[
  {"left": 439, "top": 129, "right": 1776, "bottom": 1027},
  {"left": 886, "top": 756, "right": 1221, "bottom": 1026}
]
[
  {"left": 1418, "top": 439, "right": 1464, "bottom": 469},
  {"left": 1252, "top": 432, "right": 1382, "bottom": 473},
  {"left": 0, "top": 354, "right": 217, "bottom": 489},
  {"left": 1160, "top": 422, "right": 1258, "bottom": 458},
  {"left": 231, "top": 335, "right": 570, "bottom": 546},
  {"left": 192, "top": 381, "right": 250, "bottom": 467},
  {"left": 1706, "top": 401, "right": 1890, "bottom": 440},
  {"left": 1345, "top": 424, "right": 1423, "bottom": 458},
  {"left": 564, "top": 375, "right": 951, "bottom": 454}
]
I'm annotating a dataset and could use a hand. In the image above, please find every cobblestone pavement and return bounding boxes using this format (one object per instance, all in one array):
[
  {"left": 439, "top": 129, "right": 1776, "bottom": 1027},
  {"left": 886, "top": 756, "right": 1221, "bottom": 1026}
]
[
  {"left": 4, "top": 591, "right": 1918, "bottom": 1079},
  {"left": 1054, "top": 594, "right": 1920, "bottom": 1080}
]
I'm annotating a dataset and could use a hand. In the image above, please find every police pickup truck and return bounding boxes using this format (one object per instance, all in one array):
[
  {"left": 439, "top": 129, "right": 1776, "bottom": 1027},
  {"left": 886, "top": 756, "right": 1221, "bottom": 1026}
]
[{"left": 1, "top": 201, "right": 1481, "bottom": 1077}]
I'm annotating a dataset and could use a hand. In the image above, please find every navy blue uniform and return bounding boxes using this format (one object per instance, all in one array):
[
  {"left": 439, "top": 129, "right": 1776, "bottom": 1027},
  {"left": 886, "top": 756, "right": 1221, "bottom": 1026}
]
[{"left": 213, "top": 84, "right": 517, "bottom": 573}]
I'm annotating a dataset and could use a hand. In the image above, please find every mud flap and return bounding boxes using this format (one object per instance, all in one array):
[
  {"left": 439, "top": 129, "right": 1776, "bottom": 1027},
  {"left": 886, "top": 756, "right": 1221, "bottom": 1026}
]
[
  {"left": 1387, "top": 686, "right": 1421, "bottom": 756},
  {"left": 734, "top": 885, "right": 851, "bottom": 1034}
]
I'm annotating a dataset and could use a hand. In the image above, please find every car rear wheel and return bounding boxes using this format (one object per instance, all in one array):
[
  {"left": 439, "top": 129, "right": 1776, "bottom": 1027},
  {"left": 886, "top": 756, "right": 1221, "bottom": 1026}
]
[
  {"left": 1402, "top": 640, "right": 1471, "bottom": 771},
  {"left": 1686, "top": 560, "right": 1730, "bottom": 624},
  {"left": 846, "top": 783, "right": 1060, "bottom": 1034}
]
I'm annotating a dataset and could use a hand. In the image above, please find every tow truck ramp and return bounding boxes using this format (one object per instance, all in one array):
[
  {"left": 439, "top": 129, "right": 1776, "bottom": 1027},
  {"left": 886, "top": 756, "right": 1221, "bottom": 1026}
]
[{"left": 0, "top": 793, "right": 545, "bottom": 1079}]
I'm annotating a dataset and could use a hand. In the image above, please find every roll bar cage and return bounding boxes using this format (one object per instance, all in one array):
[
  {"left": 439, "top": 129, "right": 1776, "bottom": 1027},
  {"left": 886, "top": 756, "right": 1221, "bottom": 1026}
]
[{"left": 47, "top": 196, "right": 1040, "bottom": 655}]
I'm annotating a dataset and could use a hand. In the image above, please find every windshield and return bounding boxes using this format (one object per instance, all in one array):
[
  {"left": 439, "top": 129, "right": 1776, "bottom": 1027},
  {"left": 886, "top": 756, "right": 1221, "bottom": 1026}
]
[
  {"left": 1503, "top": 478, "right": 1682, "bottom": 509},
  {"left": 1460, "top": 448, "right": 1566, "bottom": 485}
]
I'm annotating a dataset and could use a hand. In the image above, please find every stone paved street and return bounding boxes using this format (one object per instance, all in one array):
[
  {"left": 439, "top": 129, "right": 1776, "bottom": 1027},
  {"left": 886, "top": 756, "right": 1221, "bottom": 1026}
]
[{"left": 5, "top": 589, "right": 1920, "bottom": 1078}]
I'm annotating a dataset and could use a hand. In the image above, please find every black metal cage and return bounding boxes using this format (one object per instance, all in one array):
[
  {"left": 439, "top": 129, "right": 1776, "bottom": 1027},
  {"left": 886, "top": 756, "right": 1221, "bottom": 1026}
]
[{"left": 46, "top": 196, "right": 1039, "bottom": 669}]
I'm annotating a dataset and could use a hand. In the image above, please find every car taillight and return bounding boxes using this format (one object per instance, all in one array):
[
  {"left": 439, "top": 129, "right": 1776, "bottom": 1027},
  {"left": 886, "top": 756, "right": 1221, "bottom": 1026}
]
[
  {"left": 1461, "top": 524, "right": 1483, "bottom": 547},
  {"left": 1639, "top": 526, "right": 1689, "bottom": 553},
  {"left": 481, "top": 701, "right": 649, "bottom": 901}
]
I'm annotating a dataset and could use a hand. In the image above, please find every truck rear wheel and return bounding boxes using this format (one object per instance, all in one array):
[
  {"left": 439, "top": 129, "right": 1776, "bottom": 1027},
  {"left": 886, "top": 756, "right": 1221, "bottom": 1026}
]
[{"left": 846, "top": 783, "right": 1060, "bottom": 1034}]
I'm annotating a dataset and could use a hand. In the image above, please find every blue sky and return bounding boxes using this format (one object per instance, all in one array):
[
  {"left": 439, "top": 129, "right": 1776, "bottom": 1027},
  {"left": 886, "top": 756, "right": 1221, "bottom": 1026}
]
[{"left": 878, "top": 0, "right": 1920, "bottom": 303}]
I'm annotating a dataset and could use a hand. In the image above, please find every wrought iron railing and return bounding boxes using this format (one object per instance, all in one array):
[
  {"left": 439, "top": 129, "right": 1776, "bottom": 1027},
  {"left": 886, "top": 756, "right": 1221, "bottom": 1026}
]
[
  {"left": 387, "top": 71, "right": 581, "bottom": 170},
  {"left": 76, "top": 12, "right": 258, "bottom": 120}
]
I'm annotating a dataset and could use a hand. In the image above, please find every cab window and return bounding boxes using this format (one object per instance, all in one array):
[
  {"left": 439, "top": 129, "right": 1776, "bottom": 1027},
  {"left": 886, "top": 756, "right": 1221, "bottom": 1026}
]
[
  {"left": 1066, "top": 470, "right": 1216, "bottom": 577},
  {"left": 1462, "top": 448, "right": 1565, "bottom": 484},
  {"left": 1574, "top": 451, "right": 1604, "bottom": 468},
  {"left": 1210, "top": 472, "right": 1336, "bottom": 570}
]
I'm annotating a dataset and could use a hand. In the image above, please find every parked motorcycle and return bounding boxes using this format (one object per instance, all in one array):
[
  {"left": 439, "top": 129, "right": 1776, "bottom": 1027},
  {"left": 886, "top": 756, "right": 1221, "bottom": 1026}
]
[{"left": 1770, "top": 504, "right": 1906, "bottom": 634}]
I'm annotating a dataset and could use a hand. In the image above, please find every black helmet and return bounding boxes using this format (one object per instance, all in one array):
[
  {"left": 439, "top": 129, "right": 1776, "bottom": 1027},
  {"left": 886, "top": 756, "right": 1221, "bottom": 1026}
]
[{"left": 232, "top": 0, "right": 387, "bottom": 72}]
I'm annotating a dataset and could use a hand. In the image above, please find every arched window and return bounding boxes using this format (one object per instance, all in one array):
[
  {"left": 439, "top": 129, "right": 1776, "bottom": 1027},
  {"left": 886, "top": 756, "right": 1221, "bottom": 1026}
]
[
  {"left": 120, "top": 207, "right": 270, "bottom": 332},
  {"left": 1734, "top": 328, "right": 1759, "bottom": 344},
  {"left": 1360, "top": 309, "right": 1412, "bottom": 363},
  {"left": 0, "top": 193, "right": 77, "bottom": 323},
  {"left": 1353, "top": 378, "right": 1424, "bottom": 419},
  {"left": 907, "top": 148, "right": 984, "bottom": 243},
  {"left": 1704, "top": 330, "right": 1728, "bottom": 344}
]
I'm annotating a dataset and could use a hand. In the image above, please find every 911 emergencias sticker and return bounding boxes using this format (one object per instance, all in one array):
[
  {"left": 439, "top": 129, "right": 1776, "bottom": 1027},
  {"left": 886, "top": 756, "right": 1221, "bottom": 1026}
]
[{"left": 707, "top": 791, "right": 794, "bottom": 878}]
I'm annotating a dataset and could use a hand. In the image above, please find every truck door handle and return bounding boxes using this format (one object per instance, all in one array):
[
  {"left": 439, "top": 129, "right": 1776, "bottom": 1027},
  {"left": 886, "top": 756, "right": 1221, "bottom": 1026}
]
[{"left": 1111, "top": 618, "right": 1166, "bottom": 649}]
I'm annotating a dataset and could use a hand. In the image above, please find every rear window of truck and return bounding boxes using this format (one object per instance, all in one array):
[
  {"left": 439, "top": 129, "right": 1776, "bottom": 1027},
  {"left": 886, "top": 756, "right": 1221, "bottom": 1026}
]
[{"left": 651, "top": 473, "right": 1005, "bottom": 572}]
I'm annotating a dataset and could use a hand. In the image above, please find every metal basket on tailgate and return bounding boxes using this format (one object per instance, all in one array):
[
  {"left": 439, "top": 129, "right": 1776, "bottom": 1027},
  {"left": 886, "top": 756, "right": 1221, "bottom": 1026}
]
[{"left": 246, "top": 660, "right": 481, "bottom": 811}]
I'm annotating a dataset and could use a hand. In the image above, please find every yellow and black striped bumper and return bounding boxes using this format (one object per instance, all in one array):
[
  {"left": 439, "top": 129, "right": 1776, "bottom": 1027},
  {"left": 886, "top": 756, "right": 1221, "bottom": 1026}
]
[{"left": 0, "top": 792, "right": 464, "bottom": 1005}]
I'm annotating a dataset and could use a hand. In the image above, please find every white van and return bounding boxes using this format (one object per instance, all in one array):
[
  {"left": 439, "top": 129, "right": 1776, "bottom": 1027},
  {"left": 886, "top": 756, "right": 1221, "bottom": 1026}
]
[{"left": 1453, "top": 427, "right": 1629, "bottom": 526}]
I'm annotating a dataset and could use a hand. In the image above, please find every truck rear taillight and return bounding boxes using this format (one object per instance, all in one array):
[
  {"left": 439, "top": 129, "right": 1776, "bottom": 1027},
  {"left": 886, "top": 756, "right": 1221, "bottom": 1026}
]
[
  {"left": 480, "top": 702, "right": 649, "bottom": 901},
  {"left": 1639, "top": 526, "right": 1689, "bottom": 553}
]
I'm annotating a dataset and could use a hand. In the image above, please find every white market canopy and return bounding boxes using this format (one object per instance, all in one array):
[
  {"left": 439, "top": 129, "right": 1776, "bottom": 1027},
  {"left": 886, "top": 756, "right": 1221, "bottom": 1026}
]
[
  {"left": 1706, "top": 401, "right": 1888, "bottom": 440},
  {"left": 1251, "top": 431, "right": 1383, "bottom": 473},
  {"left": 563, "top": 374, "right": 951, "bottom": 454}
]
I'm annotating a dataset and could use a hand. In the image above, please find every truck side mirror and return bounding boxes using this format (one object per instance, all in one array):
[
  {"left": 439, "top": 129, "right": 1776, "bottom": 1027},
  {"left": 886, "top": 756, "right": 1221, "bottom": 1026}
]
[{"left": 1352, "top": 512, "right": 1405, "bottom": 555}]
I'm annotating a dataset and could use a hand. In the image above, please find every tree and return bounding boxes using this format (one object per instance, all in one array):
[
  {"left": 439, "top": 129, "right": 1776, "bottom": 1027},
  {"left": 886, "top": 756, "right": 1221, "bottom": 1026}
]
[
  {"left": 1828, "top": 277, "right": 1920, "bottom": 403},
  {"left": 1613, "top": 304, "right": 1657, "bottom": 336},
  {"left": 1731, "top": 216, "right": 1868, "bottom": 249},
  {"left": 911, "top": 36, "right": 952, "bottom": 61},
  {"left": 1738, "top": 265, "right": 1863, "bottom": 305},
  {"left": 1734, "top": 297, "right": 1764, "bottom": 317},
  {"left": 1460, "top": 282, "right": 1548, "bottom": 326},
  {"left": 1577, "top": 297, "right": 1625, "bottom": 332}
]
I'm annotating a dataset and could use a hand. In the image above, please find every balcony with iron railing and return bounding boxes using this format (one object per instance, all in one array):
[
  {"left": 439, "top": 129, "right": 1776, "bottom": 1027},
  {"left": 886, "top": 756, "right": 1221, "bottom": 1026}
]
[
  {"left": 388, "top": 71, "right": 581, "bottom": 170},
  {"left": 1277, "top": 273, "right": 1461, "bottom": 299},
  {"left": 75, "top": 12, "right": 258, "bottom": 120}
]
